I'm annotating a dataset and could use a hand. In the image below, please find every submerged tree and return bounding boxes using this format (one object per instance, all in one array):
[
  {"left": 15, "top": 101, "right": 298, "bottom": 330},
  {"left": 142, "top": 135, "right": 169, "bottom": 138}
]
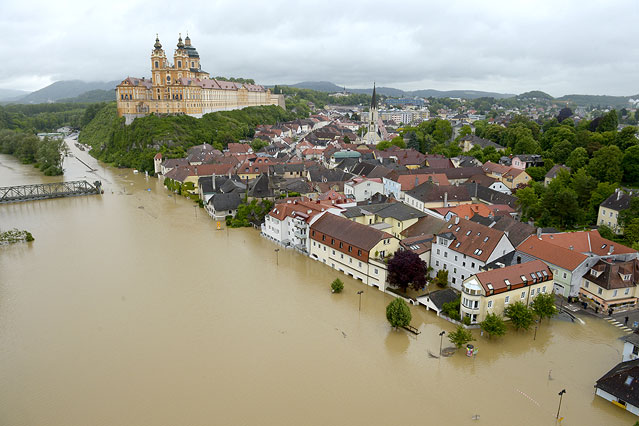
[
  {"left": 386, "top": 297, "right": 412, "bottom": 330},
  {"left": 530, "top": 293, "right": 557, "bottom": 324},
  {"left": 504, "top": 301, "right": 535, "bottom": 331},
  {"left": 448, "top": 325, "right": 474, "bottom": 348},
  {"left": 480, "top": 313, "right": 507, "bottom": 338}
]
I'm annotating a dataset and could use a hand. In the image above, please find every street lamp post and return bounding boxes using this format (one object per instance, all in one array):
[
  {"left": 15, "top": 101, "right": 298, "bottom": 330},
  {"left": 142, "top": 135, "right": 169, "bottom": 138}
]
[
  {"left": 439, "top": 331, "right": 446, "bottom": 357},
  {"left": 534, "top": 325, "right": 538, "bottom": 341},
  {"left": 357, "top": 290, "right": 364, "bottom": 311},
  {"left": 556, "top": 389, "right": 566, "bottom": 419},
  {"left": 194, "top": 204, "right": 198, "bottom": 219},
  {"left": 274, "top": 248, "right": 280, "bottom": 266}
]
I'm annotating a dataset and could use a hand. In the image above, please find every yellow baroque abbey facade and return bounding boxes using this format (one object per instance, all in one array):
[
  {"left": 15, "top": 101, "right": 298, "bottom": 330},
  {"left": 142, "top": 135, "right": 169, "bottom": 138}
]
[{"left": 116, "top": 34, "right": 285, "bottom": 124}]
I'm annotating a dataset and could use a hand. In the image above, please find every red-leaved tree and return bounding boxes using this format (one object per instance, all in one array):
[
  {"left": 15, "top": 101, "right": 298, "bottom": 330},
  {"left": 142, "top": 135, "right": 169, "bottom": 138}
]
[{"left": 387, "top": 249, "right": 428, "bottom": 292}]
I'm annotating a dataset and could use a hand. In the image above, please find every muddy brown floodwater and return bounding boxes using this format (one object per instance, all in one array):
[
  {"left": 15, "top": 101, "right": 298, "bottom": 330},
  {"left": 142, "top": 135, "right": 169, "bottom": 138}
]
[{"left": 0, "top": 141, "right": 634, "bottom": 426}]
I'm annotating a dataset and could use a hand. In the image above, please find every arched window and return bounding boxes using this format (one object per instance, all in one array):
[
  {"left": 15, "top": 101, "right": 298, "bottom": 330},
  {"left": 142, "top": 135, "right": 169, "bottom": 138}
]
[
  {"left": 178, "top": 60, "right": 182, "bottom": 68},
  {"left": 155, "top": 61, "right": 159, "bottom": 69}
]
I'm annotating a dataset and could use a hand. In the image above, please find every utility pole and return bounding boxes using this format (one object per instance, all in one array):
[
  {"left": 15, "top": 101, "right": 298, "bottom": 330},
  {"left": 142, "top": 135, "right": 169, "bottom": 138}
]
[
  {"left": 439, "top": 331, "right": 446, "bottom": 357},
  {"left": 357, "top": 290, "right": 364, "bottom": 311}
]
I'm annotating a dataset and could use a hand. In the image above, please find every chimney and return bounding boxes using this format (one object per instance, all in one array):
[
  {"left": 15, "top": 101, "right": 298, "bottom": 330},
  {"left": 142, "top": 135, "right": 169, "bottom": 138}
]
[
  {"left": 443, "top": 192, "right": 448, "bottom": 207},
  {"left": 415, "top": 176, "right": 419, "bottom": 187},
  {"left": 536, "top": 227, "right": 542, "bottom": 239},
  {"left": 194, "top": 166, "right": 198, "bottom": 175},
  {"left": 212, "top": 173, "right": 216, "bottom": 190},
  {"left": 618, "top": 191, "right": 622, "bottom": 201},
  {"left": 569, "top": 245, "right": 573, "bottom": 250},
  {"left": 609, "top": 245, "right": 615, "bottom": 255},
  {"left": 454, "top": 216, "right": 460, "bottom": 225}
]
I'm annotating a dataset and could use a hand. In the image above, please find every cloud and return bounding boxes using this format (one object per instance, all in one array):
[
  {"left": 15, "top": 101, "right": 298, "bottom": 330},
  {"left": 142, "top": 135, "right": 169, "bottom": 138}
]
[{"left": 1, "top": 0, "right": 638, "bottom": 96}]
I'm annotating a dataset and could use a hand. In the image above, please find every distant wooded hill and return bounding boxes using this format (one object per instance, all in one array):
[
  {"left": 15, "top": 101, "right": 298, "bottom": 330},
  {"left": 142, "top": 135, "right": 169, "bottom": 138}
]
[
  {"left": 283, "top": 81, "right": 639, "bottom": 107},
  {"left": 7, "top": 80, "right": 118, "bottom": 104}
]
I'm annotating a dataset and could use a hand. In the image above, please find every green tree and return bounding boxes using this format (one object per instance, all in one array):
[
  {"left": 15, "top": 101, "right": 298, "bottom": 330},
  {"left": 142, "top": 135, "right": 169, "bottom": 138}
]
[
  {"left": 432, "top": 119, "right": 453, "bottom": 143},
  {"left": 624, "top": 218, "right": 639, "bottom": 245},
  {"left": 386, "top": 297, "right": 412, "bottom": 329},
  {"left": 551, "top": 139, "right": 573, "bottom": 164},
  {"left": 587, "top": 145, "right": 623, "bottom": 183},
  {"left": 622, "top": 145, "right": 639, "bottom": 184},
  {"left": 515, "top": 186, "right": 540, "bottom": 220},
  {"left": 251, "top": 139, "right": 269, "bottom": 152},
  {"left": 448, "top": 325, "right": 474, "bottom": 348},
  {"left": 390, "top": 135, "right": 406, "bottom": 148},
  {"left": 570, "top": 168, "right": 598, "bottom": 208},
  {"left": 480, "top": 313, "right": 507, "bottom": 338},
  {"left": 331, "top": 278, "right": 344, "bottom": 293},
  {"left": 597, "top": 110, "right": 618, "bottom": 132},
  {"left": 539, "top": 185, "right": 582, "bottom": 228},
  {"left": 566, "top": 147, "right": 589, "bottom": 170},
  {"left": 432, "top": 269, "right": 449, "bottom": 288},
  {"left": 530, "top": 293, "right": 557, "bottom": 324},
  {"left": 376, "top": 140, "right": 392, "bottom": 150},
  {"left": 615, "top": 126, "right": 637, "bottom": 150},
  {"left": 504, "top": 301, "right": 535, "bottom": 331}
]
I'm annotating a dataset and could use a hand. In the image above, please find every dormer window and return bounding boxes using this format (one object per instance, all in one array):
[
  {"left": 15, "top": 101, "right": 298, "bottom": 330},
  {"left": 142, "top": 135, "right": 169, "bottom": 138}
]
[{"left": 466, "top": 230, "right": 471, "bottom": 236}]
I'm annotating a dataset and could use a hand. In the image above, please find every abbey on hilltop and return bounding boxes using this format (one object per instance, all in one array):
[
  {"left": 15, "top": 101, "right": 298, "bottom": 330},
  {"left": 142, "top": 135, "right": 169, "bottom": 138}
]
[{"left": 116, "top": 34, "right": 285, "bottom": 124}]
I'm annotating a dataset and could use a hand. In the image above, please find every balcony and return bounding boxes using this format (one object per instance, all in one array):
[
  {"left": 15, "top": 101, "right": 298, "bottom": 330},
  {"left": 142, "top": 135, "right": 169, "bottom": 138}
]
[{"left": 293, "top": 229, "right": 306, "bottom": 239}]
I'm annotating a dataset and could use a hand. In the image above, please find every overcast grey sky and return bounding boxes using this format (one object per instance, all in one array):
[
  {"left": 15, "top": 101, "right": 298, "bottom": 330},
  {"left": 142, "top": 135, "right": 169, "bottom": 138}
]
[{"left": 1, "top": 0, "right": 638, "bottom": 96}]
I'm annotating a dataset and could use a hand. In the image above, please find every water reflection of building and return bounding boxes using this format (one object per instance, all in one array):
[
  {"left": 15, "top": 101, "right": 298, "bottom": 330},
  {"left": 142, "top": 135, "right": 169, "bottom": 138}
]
[{"left": 116, "top": 34, "right": 284, "bottom": 124}]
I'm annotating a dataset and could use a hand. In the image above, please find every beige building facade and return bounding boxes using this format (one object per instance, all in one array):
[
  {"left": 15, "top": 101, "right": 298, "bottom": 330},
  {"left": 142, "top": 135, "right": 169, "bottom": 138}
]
[{"left": 460, "top": 260, "right": 553, "bottom": 324}]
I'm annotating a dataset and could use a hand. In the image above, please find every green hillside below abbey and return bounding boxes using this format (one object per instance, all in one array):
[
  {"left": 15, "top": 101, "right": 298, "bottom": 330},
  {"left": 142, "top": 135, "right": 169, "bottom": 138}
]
[{"left": 79, "top": 103, "right": 295, "bottom": 172}]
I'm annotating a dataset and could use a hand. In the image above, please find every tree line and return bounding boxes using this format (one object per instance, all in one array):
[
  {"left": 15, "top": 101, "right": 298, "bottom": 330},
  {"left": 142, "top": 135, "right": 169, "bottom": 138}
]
[{"left": 0, "top": 129, "right": 66, "bottom": 175}]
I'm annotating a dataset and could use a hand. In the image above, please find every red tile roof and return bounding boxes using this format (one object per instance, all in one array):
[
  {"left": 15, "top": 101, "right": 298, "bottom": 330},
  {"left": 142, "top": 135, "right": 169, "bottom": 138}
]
[
  {"left": 538, "top": 230, "right": 636, "bottom": 256},
  {"left": 474, "top": 260, "right": 552, "bottom": 294},
  {"left": 311, "top": 213, "right": 393, "bottom": 251},
  {"left": 438, "top": 217, "right": 508, "bottom": 262},
  {"left": 517, "top": 235, "right": 589, "bottom": 270},
  {"left": 397, "top": 173, "right": 449, "bottom": 190}
]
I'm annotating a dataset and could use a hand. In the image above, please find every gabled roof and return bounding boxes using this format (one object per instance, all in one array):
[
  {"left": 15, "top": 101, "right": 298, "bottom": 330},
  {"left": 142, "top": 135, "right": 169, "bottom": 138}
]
[
  {"left": 460, "top": 134, "right": 505, "bottom": 150},
  {"left": 596, "top": 359, "right": 639, "bottom": 408},
  {"left": 396, "top": 174, "right": 449, "bottom": 190},
  {"left": 584, "top": 258, "right": 639, "bottom": 290},
  {"left": 517, "top": 235, "right": 588, "bottom": 271},
  {"left": 402, "top": 215, "right": 447, "bottom": 238},
  {"left": 210, "top": 193, "right": 242, "bottom": 212},
  {"left": 472, "top": 260, "right": 552, "bottom": 294},
  {"left": 537, "top": 230, "right": 636, "bottom": 256},
  {"left": 400, "top": 235, "right": 433, "bottom": 255},
  {"left": 311, "top": 213, "right": 393, "bottom": 251},
  {"left": 405, "top": 182, "right": 472, "bottom": 204},
  {"left": 545, "top": 164, "right": 570, "bottom": 179},
  {"left": 601, "top": 190, "right": 637, "bottom": 212},
  {"left": 436, "top": 217, "right": 508, "bottom": 262},
  {"left": 463, "top": 182, "right": 518, "bottom": 208},
  {"left": 482, "top": 161, "right": 511, "bottom": 176}
]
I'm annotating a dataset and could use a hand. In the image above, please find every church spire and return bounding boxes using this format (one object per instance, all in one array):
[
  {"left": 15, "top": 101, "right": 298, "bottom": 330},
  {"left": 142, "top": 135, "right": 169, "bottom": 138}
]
[
  {"left": 371, "top": 82, "right": 377, "bottom": 110},
  {"left": 154, "top": 34, "right": 162, "bottom": 50}
]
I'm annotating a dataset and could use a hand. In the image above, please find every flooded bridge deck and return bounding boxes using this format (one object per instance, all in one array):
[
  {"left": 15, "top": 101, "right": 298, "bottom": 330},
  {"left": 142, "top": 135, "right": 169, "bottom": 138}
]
[{"left": 0, "top": 180, "right": 102, "bottom": 203}]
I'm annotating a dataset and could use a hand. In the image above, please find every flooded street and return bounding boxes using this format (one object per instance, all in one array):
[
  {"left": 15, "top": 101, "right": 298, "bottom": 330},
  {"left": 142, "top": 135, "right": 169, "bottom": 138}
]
[{"left": 0, "top": 141, "right": 634, "bottom": 426}]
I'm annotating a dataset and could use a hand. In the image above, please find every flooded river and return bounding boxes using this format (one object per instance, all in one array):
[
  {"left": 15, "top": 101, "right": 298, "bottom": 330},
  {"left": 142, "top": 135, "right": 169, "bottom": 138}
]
[{"left": 0, "top": 141, "right": 633, "bottom": 425}]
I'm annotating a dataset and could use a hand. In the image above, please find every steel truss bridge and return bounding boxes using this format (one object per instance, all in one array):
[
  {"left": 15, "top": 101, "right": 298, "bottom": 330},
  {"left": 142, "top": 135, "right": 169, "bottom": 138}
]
[{"left": 0, "top": 180, "right": 102, "bottom": 203}]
